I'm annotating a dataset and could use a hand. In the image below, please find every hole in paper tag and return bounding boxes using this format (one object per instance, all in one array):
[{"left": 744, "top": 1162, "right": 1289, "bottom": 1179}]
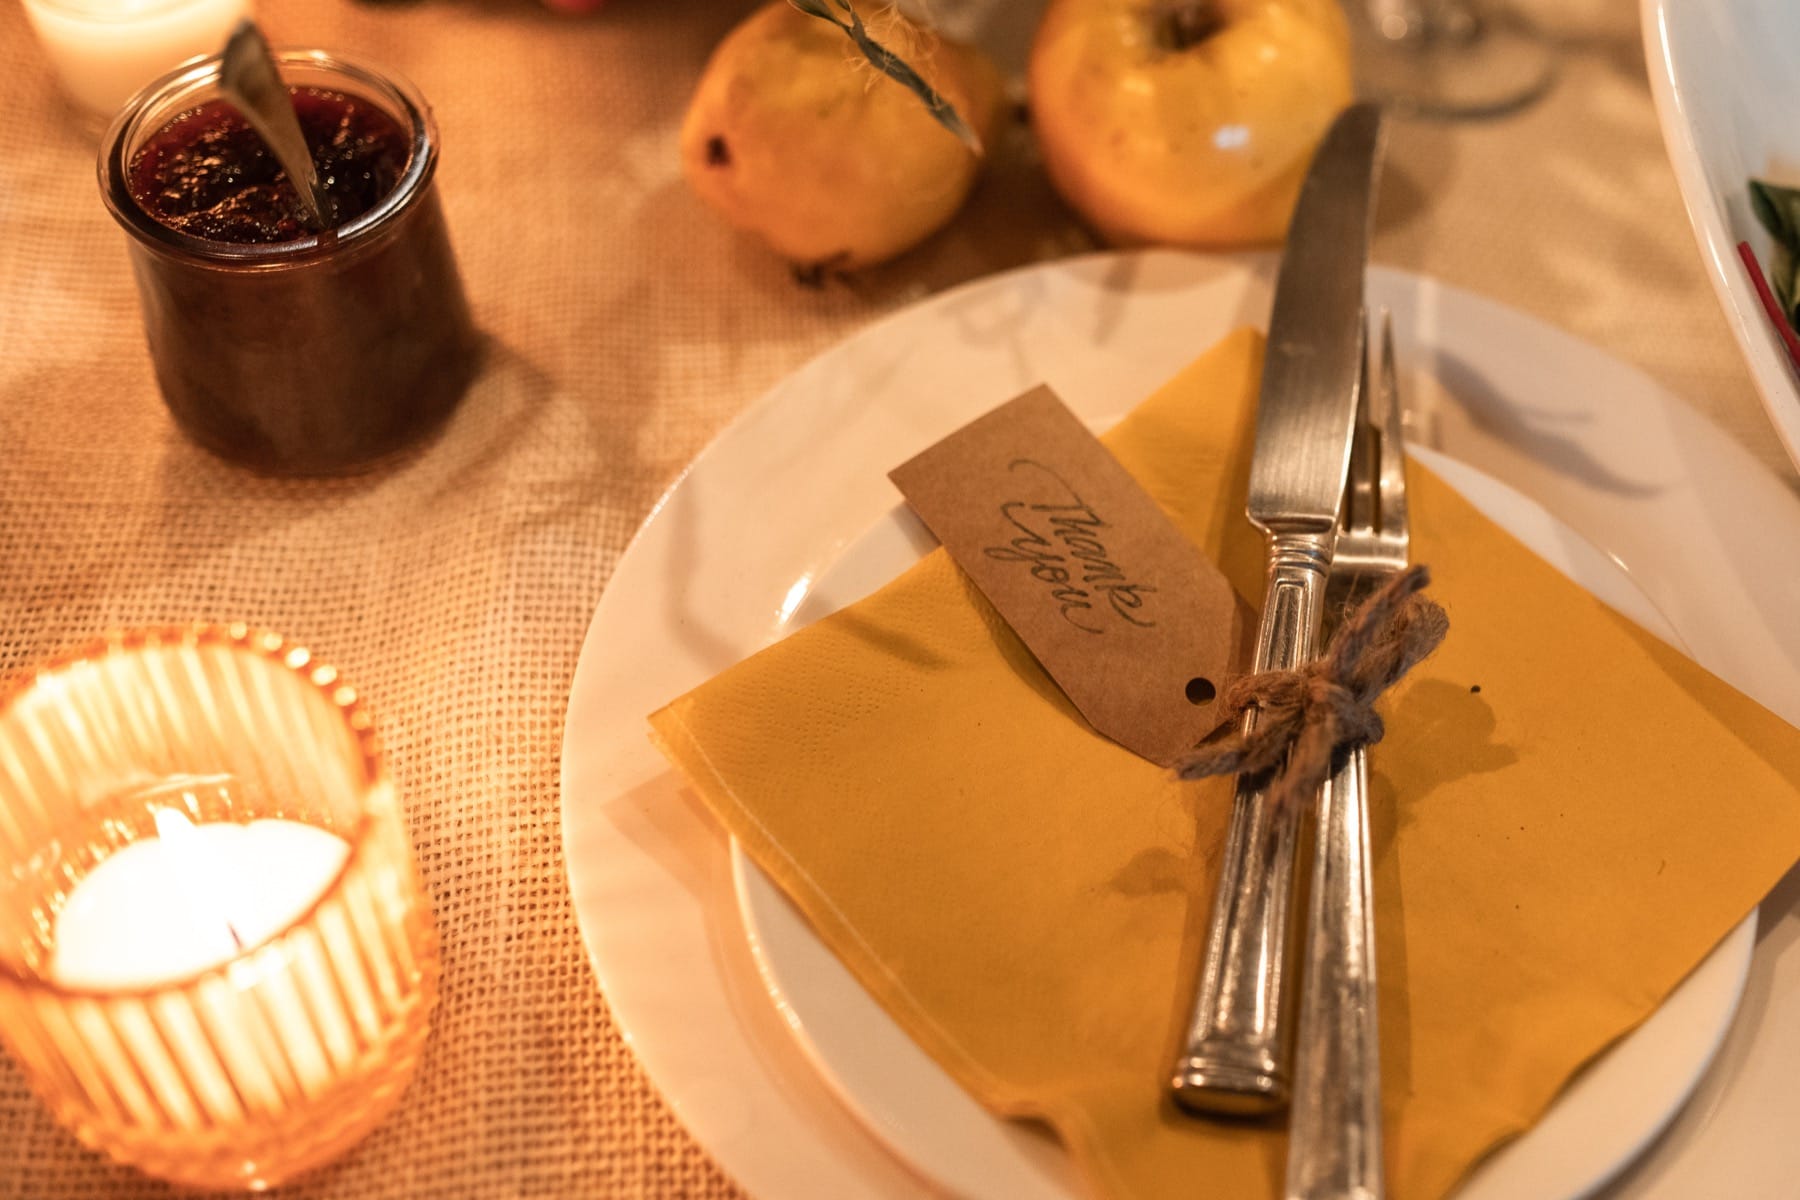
[{"left": 890, "top": 386, "right": 1249, "bottom": 767}]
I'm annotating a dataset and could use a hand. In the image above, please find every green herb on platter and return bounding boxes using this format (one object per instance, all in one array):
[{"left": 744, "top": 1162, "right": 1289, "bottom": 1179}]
[
  {"left": 1750, "top": 179, "right": 1800, "bottom": 330},
  {"left": 787, "top": 0, "right": 982, "bottom": 154}
]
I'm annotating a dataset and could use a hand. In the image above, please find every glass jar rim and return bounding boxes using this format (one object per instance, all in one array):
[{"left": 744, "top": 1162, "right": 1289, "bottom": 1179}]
[
  {"left": 98, "top": 47, "right": 439, "bottom": 267},
  {"left": 0, "top": 624, "right": 387, "bottom": 997}
]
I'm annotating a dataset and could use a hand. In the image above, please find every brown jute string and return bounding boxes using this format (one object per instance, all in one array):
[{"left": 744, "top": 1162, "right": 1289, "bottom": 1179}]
[{"left": 1176, "top": 564, "right": 1449, "bottom": 810}]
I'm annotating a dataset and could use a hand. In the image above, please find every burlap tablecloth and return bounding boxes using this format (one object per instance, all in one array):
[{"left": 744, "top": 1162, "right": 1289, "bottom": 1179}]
[{"left": 0, "top": 1, "right": 1793, "bottom": 1197}]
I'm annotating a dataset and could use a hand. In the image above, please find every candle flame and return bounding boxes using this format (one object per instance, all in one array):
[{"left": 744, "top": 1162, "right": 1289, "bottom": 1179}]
[
  {"left": 151, "top": 804, "right": 246, "bottom": 951},
  {"left": 151, "top": 806, "right": 197, "bottom": 840}
]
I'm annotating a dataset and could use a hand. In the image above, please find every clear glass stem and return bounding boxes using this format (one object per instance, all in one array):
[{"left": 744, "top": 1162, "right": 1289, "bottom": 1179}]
[{"left": 1352, "top": 0, "right": 1557, "bottom": 119}]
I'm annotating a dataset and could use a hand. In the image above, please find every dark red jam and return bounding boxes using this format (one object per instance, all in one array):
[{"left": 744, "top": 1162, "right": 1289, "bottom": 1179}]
[{"left": 127, "top": 88, "right": 408, "bottom": 243}]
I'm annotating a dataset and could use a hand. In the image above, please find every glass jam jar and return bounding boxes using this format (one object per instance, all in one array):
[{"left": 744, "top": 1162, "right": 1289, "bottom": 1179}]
[{"left": 99, "top": 50, "right": 478, "bottom": 475}]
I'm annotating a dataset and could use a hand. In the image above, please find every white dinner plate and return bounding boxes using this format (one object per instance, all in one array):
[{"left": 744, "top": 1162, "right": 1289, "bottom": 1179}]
[
  {"left": 559, "top": 250, "right": 1800, "bottom": 1200},
  {"left": 1643, "top": 0, "right": 1800, "bottom": 473},
  {"left": 729, "top": 449, "right": 1753, "bottom": 1200}
]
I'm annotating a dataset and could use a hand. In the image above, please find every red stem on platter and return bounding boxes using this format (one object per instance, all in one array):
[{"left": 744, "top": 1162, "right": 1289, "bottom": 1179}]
[{"left": 1737, "top": 240, "right": 1800, "bottom": 374}]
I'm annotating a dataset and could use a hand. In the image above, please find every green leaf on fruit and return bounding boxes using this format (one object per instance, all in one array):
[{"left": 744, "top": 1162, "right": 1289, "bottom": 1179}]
[
  {"left": 1750, "top": 178, "right": 1800, "bottom": 328},
  {"left": 787, "top": 0, "right": 982, "bottom": 154}
]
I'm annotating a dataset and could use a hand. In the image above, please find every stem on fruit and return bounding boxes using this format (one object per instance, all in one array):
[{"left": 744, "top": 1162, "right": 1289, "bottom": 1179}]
[
  {"left": 786, "top": 0, "right": 982, "bottom": 154},
  {"left": 1153, "top": 0, "right": 1225, "bottom": 50}
]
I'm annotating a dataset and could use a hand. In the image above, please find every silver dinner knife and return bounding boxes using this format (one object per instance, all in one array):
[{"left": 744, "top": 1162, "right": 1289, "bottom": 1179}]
[
  {"left": 1171, "top": 101, "right": 1387, "bottom": 1116},
  {"left": 1285, "top": 316, "right": 1408, "bottom": 1200}
]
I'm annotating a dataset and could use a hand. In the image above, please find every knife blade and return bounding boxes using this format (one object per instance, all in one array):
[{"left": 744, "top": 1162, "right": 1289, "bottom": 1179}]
[{"left": 1171, "top": 100, "right": 1386, "bottom": 1116}]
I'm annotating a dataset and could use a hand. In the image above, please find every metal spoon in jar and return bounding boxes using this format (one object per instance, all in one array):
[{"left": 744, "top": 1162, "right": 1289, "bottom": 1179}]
[{"left": 218, "top": 19, "right": 335, "bottom": 232}]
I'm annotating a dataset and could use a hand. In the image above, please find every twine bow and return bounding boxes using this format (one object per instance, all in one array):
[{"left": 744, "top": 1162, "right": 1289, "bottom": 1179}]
[{"left": 1176, "top": 564, "right": 1449, "bottom": 810}]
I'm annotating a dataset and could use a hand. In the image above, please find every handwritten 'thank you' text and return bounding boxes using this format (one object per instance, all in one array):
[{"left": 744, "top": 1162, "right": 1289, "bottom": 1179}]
[{"left": 982, "top": 459, "right": 1157, "bottom": 634}]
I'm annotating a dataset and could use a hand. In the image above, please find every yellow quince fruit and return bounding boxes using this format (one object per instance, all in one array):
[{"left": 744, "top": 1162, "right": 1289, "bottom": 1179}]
[
  {"left": 680, "top": 2, "right": 1005, "bottom": 272},
  {"left": 1029, "top": 0, "right": 1355, "bottom": 246}
]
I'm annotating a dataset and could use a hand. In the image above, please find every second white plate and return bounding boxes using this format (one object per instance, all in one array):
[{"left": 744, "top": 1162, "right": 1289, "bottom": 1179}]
[
  {"left": 1643, "top": 0, "right": 1800, "bottom": 473},
  {"left": 731, "top": 449, "right": 1755, "bottom": 1200},
  {"left": 560, "top": 250, "right": 1800, "bottom": 1200}
]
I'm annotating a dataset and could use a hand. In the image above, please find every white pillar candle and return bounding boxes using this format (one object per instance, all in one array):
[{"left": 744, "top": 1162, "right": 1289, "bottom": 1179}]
[
  {"left": 50, "top": 808, "right": 351, "bottom": 992},
  {"left": 21, "top": 0, "right": 251, "bottom": 119}
]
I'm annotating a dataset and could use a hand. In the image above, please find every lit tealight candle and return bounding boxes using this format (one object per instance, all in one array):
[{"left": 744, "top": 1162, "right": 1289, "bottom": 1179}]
[
  {"left": 50, "top": 805, "right": 350, "bottom": 992},
  {"left": 21, "top": 0, "right": 251, "bottom": 119}
]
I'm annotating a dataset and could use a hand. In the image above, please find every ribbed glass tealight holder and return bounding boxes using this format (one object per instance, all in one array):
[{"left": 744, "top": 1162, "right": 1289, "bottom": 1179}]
[{"left": 0, "top": 626, "right": 438, "bottom": 1190}]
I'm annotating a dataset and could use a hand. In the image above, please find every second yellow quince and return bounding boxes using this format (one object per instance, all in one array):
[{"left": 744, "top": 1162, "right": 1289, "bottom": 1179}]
[{"left": 1029, "top": 0, "right": 1355, "bottom": 246}]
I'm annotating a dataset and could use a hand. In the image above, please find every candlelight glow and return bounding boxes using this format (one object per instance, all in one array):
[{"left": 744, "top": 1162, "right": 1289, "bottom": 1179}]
[
  {"left": 151, "top": 804, "right": 197, "bottom": 841},
  {"left": 151, "top": 803, "right": 246, "bottom": 950}
]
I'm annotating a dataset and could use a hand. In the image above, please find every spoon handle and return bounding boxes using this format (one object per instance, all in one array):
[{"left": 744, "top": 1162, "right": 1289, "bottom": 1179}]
[{"left": 218, "top": 20, "right": 334, "bottom": 231}]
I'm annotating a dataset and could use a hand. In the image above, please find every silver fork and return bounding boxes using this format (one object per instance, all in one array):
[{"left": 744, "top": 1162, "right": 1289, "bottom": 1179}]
[{"left": 1283, "top": 312, "right": 1408, "bottom": 1200}]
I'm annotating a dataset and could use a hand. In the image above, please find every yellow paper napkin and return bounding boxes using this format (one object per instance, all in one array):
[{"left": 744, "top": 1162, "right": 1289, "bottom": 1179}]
[{"left": 648, "top": 329, "right": 1800, "bottom": 1199}]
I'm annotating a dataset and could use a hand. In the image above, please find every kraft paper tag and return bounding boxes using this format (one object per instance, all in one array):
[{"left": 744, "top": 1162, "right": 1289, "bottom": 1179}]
[{"left": 890, "top": 386, "right": 1246, "bottom": 766}]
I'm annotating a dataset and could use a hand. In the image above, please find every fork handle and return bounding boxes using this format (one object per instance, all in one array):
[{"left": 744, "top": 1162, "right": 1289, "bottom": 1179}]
[
  {"left": 1170, "top": 529, "right": 1332, "bottom": 1115},
  {"left": 1286, "top": 745, "right": 1385, "bottom": 1200}
]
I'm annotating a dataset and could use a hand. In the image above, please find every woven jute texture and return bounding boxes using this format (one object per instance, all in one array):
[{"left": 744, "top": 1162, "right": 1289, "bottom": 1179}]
[{"left": 0, "top": 0, "right": 1790, "bottom": 1197}]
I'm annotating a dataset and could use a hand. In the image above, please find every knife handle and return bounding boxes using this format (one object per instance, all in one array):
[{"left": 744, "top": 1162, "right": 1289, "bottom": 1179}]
[
  {"left": 1286, "top": 745, "right": 1384, "bottom": 1200},
  {"left": 1170, "top": 530, "right": 1332, "bottom": 1115}
]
